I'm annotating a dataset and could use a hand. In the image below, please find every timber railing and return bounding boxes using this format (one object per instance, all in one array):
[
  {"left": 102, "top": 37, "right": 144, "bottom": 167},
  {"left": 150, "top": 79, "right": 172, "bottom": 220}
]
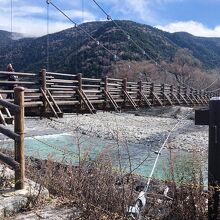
[
  {"left": 0, "top": 87, "right": 25, "bottom": 190},
  {"left": 0, "top": 70, "right": 219, "bottom": 116}
]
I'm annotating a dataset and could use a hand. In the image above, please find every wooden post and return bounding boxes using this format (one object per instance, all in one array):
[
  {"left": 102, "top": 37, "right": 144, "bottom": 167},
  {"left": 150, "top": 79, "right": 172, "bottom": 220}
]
[
  {"left": 189, "top": 88, "right": 192, "bottom": 97},
  {"left": 195, "top": 98, "right": 220, "bottom": 219},
  {"left": 208, "top": 98, "right": 220, "bottom": 219},
  {"left": 78, "top": 73, "right": 82, "bottom": 91},
  {"left": 151, "top": 82, "right": 154, "bottom": 104},
  {"left": 103, "top": 76, "right": 108, "bottom": 110},
  {"left": 77, "top": 73, "right": 82, "bottom": 109},
  {"left": 184, "top": 87, "right": 188, "bottom": 101},
  {"left": 204, "top": 91, "right": 207, "bottom": 101},
  {"left": 104, "top": 76, "right": 108, "bottom": 92},
  {"left": 40, "top": 69, "right": 47, "bottom": 115},
  {"left": 170, "top": 85, "right": 174, "bottom": 103},
  {"left": 138, "top": 80, "right": 142, "bottom": 104},
  {"left": 178, "top": 85, "right": 181, "bottom": 100},
  {"left": 161, "top": 84, "right": 165, "bottom": 104},
  {"left": 123, "top": 78, "right": 127, "bottom": 103},
  {"left": 123, "top": 78, "right": 127, "bottom": 92},
  {"left": 14, "top": 87, "right": 25, "bottom": 190}
]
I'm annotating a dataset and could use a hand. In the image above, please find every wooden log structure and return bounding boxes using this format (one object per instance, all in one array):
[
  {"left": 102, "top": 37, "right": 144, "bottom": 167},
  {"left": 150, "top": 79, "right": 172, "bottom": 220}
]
[
  {"left": 14, "top": 87, "right": 25, "bottom": 190},
  {"left": 0, "top": 70, "right": 218, "bottom": 117},
  {"left": 0, "top": 69, "right": 218, "bottom": 191},
  {"left": 0, "top": 87, "right": 25, "bottom": 190}
]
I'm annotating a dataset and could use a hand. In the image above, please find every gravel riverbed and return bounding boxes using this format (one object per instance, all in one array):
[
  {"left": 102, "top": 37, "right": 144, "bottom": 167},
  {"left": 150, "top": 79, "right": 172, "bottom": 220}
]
[
  {"left": 0, "top": 106, "right": 208, "bottom": 163},
  {"left": 44, "top": 106, "right": 208, "bottom": 153}
]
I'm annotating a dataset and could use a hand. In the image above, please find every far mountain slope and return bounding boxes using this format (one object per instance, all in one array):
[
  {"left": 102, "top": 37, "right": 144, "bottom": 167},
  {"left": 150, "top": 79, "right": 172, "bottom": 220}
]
[{"left": 1, "top": 20, "right": 220, "bottom": 77}]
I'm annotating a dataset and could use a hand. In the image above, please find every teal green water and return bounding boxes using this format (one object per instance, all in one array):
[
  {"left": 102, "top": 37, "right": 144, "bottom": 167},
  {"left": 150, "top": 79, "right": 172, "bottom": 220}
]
[{"left": 1, "top": 133, "right": 206, "bottom": 182}]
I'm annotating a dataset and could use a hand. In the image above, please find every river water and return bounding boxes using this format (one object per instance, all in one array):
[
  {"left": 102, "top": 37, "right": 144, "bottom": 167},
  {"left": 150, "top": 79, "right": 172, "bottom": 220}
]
[{"left": 1, "top": 132, "right": 206, "bottom": 182}]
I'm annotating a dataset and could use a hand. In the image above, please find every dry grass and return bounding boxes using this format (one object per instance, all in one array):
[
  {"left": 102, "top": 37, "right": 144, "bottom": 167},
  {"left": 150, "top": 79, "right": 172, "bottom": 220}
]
[
  {"left": 26, "top": 153, "right": 137, "bottom": 220},
  {"left": 24, "top": 147, "right": 211, "bottom": 220},
  {"left": 0, "top": 142, "right": 211, "bottom": 219}
]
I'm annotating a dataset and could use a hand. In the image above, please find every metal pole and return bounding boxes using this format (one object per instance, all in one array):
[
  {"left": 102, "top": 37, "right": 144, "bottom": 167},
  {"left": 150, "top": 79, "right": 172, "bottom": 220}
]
[
  {"left": 208, "top": 97, "right": 220, "bottom": 219},
  {"left": 14, "top": 87, "right": 25, "bottom": 190}
]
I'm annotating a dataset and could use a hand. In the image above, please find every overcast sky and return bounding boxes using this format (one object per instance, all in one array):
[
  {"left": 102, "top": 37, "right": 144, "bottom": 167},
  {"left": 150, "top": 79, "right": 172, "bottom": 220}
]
[{"left": 1, "top": 0, "right": 220, "bottom": 37}]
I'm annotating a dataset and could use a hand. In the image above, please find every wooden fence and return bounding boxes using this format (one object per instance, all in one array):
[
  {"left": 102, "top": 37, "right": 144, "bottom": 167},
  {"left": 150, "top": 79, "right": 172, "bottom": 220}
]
[
  {"left": 0, "top": 69, "right": 218, "bottom": 118},
  {"left": 0, "top": 87, "right": 25, "bottom": 190}
]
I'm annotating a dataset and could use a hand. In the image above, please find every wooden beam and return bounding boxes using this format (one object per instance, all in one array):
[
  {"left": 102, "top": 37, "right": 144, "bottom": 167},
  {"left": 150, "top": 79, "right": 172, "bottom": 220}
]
[
  {"left": 104, "top": 90, "right": 120, "bottom": 112},
  {"left": 152, "top": 92, "right": 163, "bottom": 106},
  {"left": 0, "top": 99, "right": 20, "bottom": 112},
  {"left": 0, "top": 94, "right": 12, "bottom": 120},
  {"left": 172, "top": 93, "right": 181, "bottom": 105},
  {"left": 0, "top": 109, "right": 6, "bottom": 125},
  {"left": 14, "top": 87, "right": 25, "bottom": 190},
  {"left": 185, "top": 93, "right": 194, "bottom": 105},
  {"left": 46, "top": 89, "right": 63, "bottom": 117},
  {"left": 40, "top": 69, "right": 47, "bottom": 115},
  {"left": 0, "top": 71, "right": 36, "bottom": 76},
  {"left": 40, "top": 88, "right": 59, "bottom": 118},
  {"left": 46, "top": 72, "right": 77, "bottom": 78},
  {"left": 179, "top": 93, "right": 189, "bottom": 105},
  {"left": 77, "top": 90, "right": 96, "bottom": 114},
  {"left": 0, "top": 152, "right": 20, "bottom": 170},
  {"left": 0, "top": 125, "right": 20, "bottom": 140},
  {"left": 122, "top": 90, "right": 138, "bottom": 110},
  {"left": 163, "top": 92, "right": 173, "bottom": 105},
  {"left": 138, "top": 91, "right": 151, "bottom": 107},
  {"left": 0, "top": 81, "right": 35, "bottom": 85}
]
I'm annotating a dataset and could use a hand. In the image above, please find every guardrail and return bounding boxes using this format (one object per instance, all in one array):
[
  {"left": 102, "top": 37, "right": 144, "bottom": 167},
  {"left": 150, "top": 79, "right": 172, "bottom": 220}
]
[{"left": 0, "top": 87, "right": 25, "bottom": 190}]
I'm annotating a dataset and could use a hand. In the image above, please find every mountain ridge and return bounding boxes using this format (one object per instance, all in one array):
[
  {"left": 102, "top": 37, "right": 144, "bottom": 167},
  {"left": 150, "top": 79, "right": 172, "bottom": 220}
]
[{"left": 1, "top": 20, "right": 220, "bottom": 77}]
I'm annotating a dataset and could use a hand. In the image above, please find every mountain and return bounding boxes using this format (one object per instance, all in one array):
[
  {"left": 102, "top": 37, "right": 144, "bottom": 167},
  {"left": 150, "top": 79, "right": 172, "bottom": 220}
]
[{"left": 1, "top": 20, "right": 220, "bottom": 77}]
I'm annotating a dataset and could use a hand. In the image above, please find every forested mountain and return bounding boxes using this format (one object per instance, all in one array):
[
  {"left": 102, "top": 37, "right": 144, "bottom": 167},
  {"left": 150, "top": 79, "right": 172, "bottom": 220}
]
[{"left": 1, "top": 20, "right": 220, "bottom": 77}]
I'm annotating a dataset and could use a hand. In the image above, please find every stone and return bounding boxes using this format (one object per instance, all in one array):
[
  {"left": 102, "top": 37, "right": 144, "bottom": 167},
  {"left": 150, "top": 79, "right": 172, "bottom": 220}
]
[{"left": 0, "top": 165, "right": 49, "bottom": 218}]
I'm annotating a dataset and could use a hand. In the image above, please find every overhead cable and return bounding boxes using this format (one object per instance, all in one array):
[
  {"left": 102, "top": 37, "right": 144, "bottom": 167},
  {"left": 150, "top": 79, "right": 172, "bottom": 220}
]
[
  {"left": 91, "top": 0, "right": 157, "bottom": 64},
  {"left": 47, "top": 0, "right": 118, "bottom": 59}
]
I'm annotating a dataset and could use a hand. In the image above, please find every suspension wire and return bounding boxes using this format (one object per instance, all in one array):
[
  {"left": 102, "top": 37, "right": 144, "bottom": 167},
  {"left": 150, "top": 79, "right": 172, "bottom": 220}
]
[
  {"left": 47, "top": 0, "right": 117, "bottom": 59},
  {"left": 81, "top": 0, "right": 85, "bottom": 75},
  {"left": 91, "top": 0, "right": 157, "bottom": 64},
  {"left": 81, "top": 0, "right": 84, "bottom": 23},
  {"left": 46, "top": 0, "right": 50, "bottom": 71},
  {"left": 202, "top": 78, "right": 218, "bottom": 91},
  {"left": 179, "top": 77, "right": 219, "bottom": 92},
  {"left": 47, "top": 0, "right": 216, "bottom": 95},
  {"left": 206, "top": 87, "right": 220, "bottom": 93},
  {"left": 127, "top": 112, "right": 191, "bottom": 219},
  {"left": 91, "top": 0, "right": 219, "bottom": 94},
  {"left": 75, "top": 25, "right": 78, "bottom": 73},
  {"left": 10, "top": 0, "right": 13, "bottom": 64}
]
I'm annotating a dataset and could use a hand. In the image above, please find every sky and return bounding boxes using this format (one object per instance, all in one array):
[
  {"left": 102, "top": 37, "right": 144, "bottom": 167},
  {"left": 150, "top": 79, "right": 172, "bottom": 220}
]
[{"left": 1, "top": 0, "right": 220, "bottom": 37}]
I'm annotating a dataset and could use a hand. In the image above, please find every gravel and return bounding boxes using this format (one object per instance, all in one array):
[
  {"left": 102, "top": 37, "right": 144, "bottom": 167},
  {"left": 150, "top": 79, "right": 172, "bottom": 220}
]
[{"left": 44, "top": 106, "right": 208, "bottom": 153}]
